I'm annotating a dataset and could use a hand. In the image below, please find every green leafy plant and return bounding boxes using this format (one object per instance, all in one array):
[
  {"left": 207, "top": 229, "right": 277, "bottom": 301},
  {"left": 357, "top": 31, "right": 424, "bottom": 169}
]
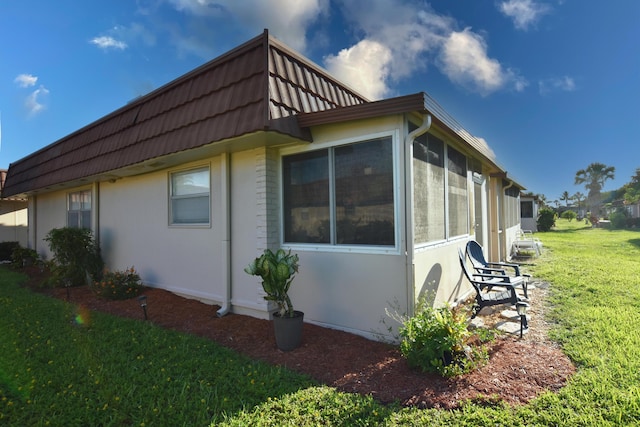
[
  {"left": 44, "top": 227, "right": 104, "bottom": 287},
  {"left": 92, "top": 266, "right": 143, "bottom": 300},
  {"left": 537, "top": 207, "right": 556, "bottom": 232},
  {"left": 244, "top": 249, "right": 299, "bottom": 317},
  {"left": 560, "top": 210, "right": 577, "bottom": 222},
  {"left": 10, "top": 245, "right": 39, "bottom": 268},
  {"left": 398, "top": 301, "right": 488, "bottom": 377},
  {"left": 609, "top": 209, "right": 628, "bottom": 229}
]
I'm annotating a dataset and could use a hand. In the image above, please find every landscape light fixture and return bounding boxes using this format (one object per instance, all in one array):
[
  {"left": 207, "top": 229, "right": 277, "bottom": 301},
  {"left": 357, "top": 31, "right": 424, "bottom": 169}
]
[
  {"left": 515, "top": 301, "right": 529, "bottom": 338},
  {"left": 138, "top": 295, "right": 148, "bottom": 320}
]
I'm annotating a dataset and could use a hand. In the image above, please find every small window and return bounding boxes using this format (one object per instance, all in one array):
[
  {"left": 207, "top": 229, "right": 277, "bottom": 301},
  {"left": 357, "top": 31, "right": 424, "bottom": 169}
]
[
  {"left": 521, "top": 201, "right": 533, "bottom": 218},
  {"left": 68, "top": 190, "right": 92, "bottom": 229},
  {"left": 170, "top": 167, "right": 210, "bottom": 225}
]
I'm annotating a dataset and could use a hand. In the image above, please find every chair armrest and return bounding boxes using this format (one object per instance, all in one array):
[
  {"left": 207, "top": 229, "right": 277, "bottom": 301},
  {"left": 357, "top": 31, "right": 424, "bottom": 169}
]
[
  {"left": 472, "top": 266, "right": 507, "bottom": 275},
  {"left": 485, "top": 262, "right": 521, "bottom": 276}
]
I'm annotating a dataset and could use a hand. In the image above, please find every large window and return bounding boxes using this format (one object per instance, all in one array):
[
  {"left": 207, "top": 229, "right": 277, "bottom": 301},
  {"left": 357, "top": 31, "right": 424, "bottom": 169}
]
[
  {"left": 504, "top": 185, "right": 520, "bottom": 228},
  {"left": 68, "top": 190, "right": 91, "bottom": 229},
  {"left": 413, "top": 133, "right": 445, "bottom": 243},
  {"left": 413, "top": 131, "right": 469, "bottom": 244},
  {"left": 447, "top": 146, "right": 469, "bottom": 237},
  {"left": 170, "top": 166, "right": 210, "bottom": 225},
  {"left": 283, "top": 136, "right": 395, "bottom": 246}
]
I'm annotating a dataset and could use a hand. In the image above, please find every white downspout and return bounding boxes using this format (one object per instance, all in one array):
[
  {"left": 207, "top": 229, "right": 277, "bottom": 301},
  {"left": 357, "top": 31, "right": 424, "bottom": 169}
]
[
  {"left": 217, "top": 152, "right": 232, "bottom": 317},
  {"left": 404, "top": 113, "right": 432, "bottom": 317}
]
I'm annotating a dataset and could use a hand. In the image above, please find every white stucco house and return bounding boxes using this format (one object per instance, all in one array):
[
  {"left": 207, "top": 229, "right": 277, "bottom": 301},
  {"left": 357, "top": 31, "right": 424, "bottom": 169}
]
[
  {"left": 2, "top": 31, "right": 525, "bottom": 340},
  {"left": 520, "top": 194, "right": 540, "bottom": 232}
]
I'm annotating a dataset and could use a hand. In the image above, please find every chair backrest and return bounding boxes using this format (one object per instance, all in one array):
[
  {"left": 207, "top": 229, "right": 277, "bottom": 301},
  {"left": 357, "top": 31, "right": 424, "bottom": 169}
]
[
  {"left": 466, "top": 240, "right": 487, "bottom": 268},
  {"left": 458, "top": 248, "right": 482, "bottom": 292}
]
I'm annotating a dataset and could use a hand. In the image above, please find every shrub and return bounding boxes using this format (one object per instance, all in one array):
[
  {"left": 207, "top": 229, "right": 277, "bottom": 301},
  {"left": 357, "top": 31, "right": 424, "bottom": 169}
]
[
  {"left": 44, "top": 227, "right": 103, "bottom": 287},
  {"left": 92, "top": 266, "right": 143, "bottom": 300},
  {"left": 561, "top": 210, "right": 577, "bottom": 222},
  {"left": 537, "top": 208, "right": 556, "bottom": 232},
  {"left": 609, "top": 209, "right": 628, "bottom": 229},
  {"left": 10, "top": 245, "right": 39, "bottom": 268},
  {"left": 399, "top": 302, "right": 489, "bottom": 377}
]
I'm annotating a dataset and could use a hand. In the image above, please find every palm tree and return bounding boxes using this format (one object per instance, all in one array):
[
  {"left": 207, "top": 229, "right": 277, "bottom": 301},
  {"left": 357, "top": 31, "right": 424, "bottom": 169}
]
[
  {"left": 537, "top": 193, "right": 548, "bottom": 208},
  {"left": 573, "top": 191, "right": 585, "bottom": 215},
  {"left": 560, "top": 191, "right": 571, "bottom": 206},
  {"left": 575, "top": 162, "right": 615, "bottom": 216},
  {"left": 624, "top": 168, "right": 640, "bottom": 204}
]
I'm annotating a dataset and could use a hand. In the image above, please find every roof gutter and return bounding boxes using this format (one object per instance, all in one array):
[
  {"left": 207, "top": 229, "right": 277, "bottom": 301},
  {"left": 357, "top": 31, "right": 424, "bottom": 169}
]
[{"left": 404, "top": 113, "right": 432, "bottom": 318}]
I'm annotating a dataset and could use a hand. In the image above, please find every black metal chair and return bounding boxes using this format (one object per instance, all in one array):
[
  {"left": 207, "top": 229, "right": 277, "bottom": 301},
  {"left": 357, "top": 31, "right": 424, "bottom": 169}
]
[
  {"left": 458, "top": 248, "right": 522, "bottom": 318},
  {"left": 465, "top": 240, "right": 529, "bottom": 298}
]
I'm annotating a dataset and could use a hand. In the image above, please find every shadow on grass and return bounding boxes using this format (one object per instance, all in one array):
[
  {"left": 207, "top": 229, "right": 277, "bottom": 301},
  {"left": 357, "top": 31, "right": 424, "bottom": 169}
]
[
  {"left": 628, "top": 238, "right": 640, "bottom": 249},
  {"left": 544, "top": 224, "right": 593, "bottom": 233}
]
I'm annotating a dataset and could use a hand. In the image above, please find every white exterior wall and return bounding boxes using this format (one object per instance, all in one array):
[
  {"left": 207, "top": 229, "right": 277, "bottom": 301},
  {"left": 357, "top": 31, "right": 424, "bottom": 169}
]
[
  {"left": 279, "top": 117, "right": 410, "bottom": 340},
  {"left": 414, "top": 242, "right": 471, "bottom": 307},
  {"left": 99, "top": 158, "right": 225, "bottom": 303},
  {"left": 32, "top": 191, "right": 73, "bottom": 258}
]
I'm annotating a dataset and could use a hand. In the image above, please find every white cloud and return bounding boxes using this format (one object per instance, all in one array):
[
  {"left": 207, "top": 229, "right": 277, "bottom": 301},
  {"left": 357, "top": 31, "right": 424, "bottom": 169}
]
[
  {"left": 14, "top": 74, "right": 38, "bottom": 88},
  {"left": 167, "top": 0, "right": 328, "bottom": 52},
  {"left": 538, "top": 76, "right": 576, "bottom": 94},
  {"left": 90, "top": 35, "right": 128, "bottom": 50},
  {"left": 324, "top": 0, "right": 525, "bottom": 98},
  {"left": 439, "top": 28, "right": 527, "bottom": 95},
  {"left": 324, "top": 40, "right": 392, "bottom": 100},
  {"left": 25, "top": 86, "right": 50, "bottom": 116},
  {"left": 498, "top": 0, "right": 551, "bottom": 31},
  {"left": 163, "top": 0, "right": 525, "bottom": 97},
  {"left": 14, "top": 74, "right": 49, "bottom": 116}
]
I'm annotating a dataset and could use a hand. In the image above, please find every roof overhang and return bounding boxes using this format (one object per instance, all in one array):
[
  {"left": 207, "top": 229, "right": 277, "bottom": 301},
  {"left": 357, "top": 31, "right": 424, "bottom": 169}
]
[{"left": 298, "top": 92, "right": 508, "bottom": 175}]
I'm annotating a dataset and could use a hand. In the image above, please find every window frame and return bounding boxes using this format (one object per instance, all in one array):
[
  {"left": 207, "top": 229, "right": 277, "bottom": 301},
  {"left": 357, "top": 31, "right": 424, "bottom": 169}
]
[
  {"left": 280, "top": 131, "right": 401, "bottom": 254},
  {"left": 412, "top": 126, "right": 471, "bottom": 249},
  {"left": 67, "top": 189, "right": 92, "bottom": 229},
  {"left": 168, "top": 165, "right": 211, "bottom": 227}
]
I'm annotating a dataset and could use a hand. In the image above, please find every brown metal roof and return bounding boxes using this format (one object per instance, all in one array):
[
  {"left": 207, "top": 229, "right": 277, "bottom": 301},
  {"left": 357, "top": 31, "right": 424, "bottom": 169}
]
[
  {"left": 3, "top": 30, "right": 515, "bottom": 197},
  {"left": 2, "top": 30, "right": 368, "bottom": 197}
]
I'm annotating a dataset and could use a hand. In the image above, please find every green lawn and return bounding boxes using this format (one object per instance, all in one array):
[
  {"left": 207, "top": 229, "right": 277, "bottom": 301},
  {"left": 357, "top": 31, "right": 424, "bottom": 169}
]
[{"left": 2, "top": 219, "right": 640, "bottom": 426}]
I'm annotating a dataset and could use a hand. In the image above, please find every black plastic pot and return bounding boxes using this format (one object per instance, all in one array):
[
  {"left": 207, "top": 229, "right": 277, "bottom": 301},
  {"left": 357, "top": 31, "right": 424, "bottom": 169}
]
[{"left": 272, "top": 310, "right": 304, "bottom": 351}]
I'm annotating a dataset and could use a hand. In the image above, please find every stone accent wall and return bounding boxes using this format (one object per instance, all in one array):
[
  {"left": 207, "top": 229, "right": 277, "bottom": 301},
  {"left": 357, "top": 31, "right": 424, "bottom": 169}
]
[{"left": 255, "top": 147, "right": 280, "bottom": 251}]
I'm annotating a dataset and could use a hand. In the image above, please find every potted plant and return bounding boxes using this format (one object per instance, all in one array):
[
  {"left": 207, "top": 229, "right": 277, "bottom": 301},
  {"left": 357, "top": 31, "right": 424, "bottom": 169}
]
[{"left": 244, "top": 248, "right": 303, "bottom": 351}]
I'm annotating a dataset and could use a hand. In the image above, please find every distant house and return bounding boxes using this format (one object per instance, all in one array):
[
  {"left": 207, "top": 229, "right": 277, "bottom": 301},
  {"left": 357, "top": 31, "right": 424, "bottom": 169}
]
[
  {"left": 2, "top": 31, "right": 524, "bottom": 340},
  {"left": 520, "top": 194, "right": 540, "bottom": 231},
  {"left": 626, "top": 201, "right": 640, "bottom": 219},
  {"left": 0, "top": 170, "right": 28, "bottom": 246}
]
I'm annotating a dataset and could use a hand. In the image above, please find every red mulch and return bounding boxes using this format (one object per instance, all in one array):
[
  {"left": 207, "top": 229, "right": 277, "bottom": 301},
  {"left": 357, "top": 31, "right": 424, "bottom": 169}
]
[{"left": 22, "top": 268, "right": 575, "bottom": 410}]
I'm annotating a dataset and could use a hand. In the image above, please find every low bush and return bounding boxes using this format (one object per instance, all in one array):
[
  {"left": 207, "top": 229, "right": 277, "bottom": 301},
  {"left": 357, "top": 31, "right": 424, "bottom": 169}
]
[
  {"left": 560, "top": 210, "right": 577, "bottom": 221},
  {"left": 92, "top": 266, "right": 144, "bottom": 300},
  {"left": 44, "top": 227, "right": 103, "bottom": 287},
  {"left": 399, "top": 302, "right": 489, "bottom": 377},
  {"left": 537, "top": 208, "right": 556, "bottom": 231},
  {"left": 10, "top": 245, "right": 39, "bottom": 268},
  {"left": 609, "top": 209, "right": 628, "bottom": 229}
]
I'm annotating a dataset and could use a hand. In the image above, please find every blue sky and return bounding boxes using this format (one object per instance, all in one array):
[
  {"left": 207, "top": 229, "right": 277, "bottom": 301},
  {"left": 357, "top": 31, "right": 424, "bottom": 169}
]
[{"left": 1, "top": 0, "right": 638, "bottom": 202}]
